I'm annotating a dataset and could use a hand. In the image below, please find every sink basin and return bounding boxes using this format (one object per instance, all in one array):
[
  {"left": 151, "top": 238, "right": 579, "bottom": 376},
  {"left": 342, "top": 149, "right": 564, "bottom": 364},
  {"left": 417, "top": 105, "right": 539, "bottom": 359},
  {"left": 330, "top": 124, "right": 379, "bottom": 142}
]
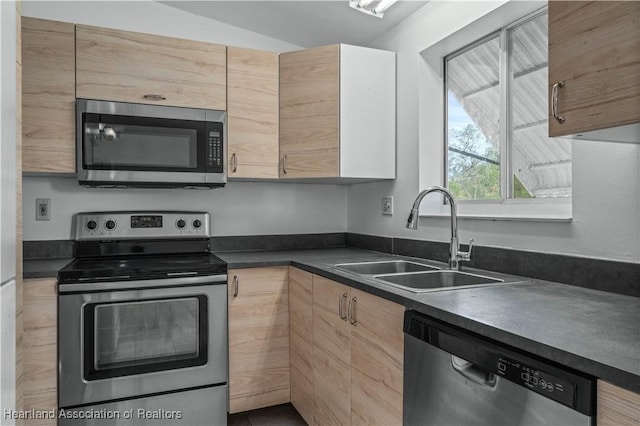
[
  {"left": 335, "top": 260, "right": 439, "bottom": 275},
  {"left": 374, "top": 270, "right": 507, "bottom": 293}
]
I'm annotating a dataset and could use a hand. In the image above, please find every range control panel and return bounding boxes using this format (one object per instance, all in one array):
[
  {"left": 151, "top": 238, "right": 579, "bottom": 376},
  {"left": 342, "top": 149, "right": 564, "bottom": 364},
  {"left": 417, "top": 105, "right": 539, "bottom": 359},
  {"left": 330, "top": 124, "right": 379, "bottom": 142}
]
[
  {"left": 496, "top": 356, "right": 574, "bottom": 407},
  {"left": 74, "top": 211, "right": 210, "bottom": 240}
]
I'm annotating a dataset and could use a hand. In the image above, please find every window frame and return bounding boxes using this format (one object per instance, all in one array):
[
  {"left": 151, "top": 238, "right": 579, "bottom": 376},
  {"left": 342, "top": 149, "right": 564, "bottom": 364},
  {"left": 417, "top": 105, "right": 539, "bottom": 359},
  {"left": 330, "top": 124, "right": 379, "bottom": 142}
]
[{"left": 443, "top": 6, "right": 567, "bottom": 205}]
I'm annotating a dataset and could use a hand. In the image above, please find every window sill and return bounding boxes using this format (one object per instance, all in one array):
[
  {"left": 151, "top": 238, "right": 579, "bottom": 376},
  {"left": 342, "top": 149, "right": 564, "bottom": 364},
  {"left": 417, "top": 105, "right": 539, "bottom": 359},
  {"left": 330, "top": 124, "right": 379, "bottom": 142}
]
[
  {"left": 420, "top": 213, "right": 572, "bottom": 223},
  {"left": 419, "top": 199, "right": 573, "bottom": 223}
]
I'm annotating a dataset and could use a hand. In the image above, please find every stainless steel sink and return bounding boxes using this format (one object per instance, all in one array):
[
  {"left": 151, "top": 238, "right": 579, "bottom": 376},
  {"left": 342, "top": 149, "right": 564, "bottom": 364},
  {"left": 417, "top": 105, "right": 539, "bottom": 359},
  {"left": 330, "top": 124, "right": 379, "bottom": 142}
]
[
  {"left": 374, "top": 270, "right": 513, "bottom": 293},
  {"left": 335, "top": 260, "right": 439, "bottom": 275}
]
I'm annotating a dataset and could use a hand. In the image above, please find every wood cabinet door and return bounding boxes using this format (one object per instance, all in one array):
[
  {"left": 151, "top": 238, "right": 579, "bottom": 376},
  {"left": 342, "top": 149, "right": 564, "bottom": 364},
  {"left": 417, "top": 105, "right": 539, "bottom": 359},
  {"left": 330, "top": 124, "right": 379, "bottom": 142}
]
[
  {"left": 76, "top": 25, "right": 226, "bottom": 110},
  {"left": 22, "top": 278, "right": 57, "bottom": 426},
  {"left": 289, "top": 267, "right": 314, "bottom": 425},
  {"left": 598, "top": 380, "right": 640, "bottom": 425},
  {"left": 227, "top": 47, "right": 279, "bottom": 179},
  {"left": 280, "top": 45, "right": 340, "bottom": 178},
  {"left": 350, "top": 289, "right": 404, "bottom": 426},
  {"left": 22, "top": 17, "right": 75, "bottom": 173},
  {"left": 228, "top": 267, "right": 290, "bottom": 413},
  {"left": 312, "top": 275, "right": 351, "bottom": 426},
  {"left": 548, "top": 1, "right": 640, "bottom": 136}
]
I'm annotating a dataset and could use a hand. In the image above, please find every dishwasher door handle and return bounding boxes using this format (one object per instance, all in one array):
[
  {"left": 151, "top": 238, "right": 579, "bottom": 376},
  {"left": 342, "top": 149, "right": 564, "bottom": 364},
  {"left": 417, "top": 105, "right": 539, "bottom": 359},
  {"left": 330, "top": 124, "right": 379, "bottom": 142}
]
[{"left": 450, "top": 355, "right": 497, "bottom": 388}]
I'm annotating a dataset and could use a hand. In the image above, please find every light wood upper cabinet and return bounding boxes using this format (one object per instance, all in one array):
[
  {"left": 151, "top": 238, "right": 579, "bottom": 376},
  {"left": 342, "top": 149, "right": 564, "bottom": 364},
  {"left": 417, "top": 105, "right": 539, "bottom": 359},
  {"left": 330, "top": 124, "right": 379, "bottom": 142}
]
[
  {"left": 280, "top": 44, "right": 396, "bottom": 180},
  {"left": 76, "top": 25, "right": 226, "bottom": 110},
  {"left": 548, "top": 1, "right": 640, "bottom": 138},
  {"left": 227, "top": 47, "right": 279, "bottom": 179},
  {"left": 289, "top": 267, "right": 314, "bottom": 425},
  {"left": 598, "top": 380, "right": 640, "bottom": 426},
  {"left": 228, "top": 267, "right": 290, "bottom": 414},
  {"left": 22, "top": 278, "right": 57, "bottom": 426},
  {"left": 22, "top": 17, "right": 75, "bottom": 173}
]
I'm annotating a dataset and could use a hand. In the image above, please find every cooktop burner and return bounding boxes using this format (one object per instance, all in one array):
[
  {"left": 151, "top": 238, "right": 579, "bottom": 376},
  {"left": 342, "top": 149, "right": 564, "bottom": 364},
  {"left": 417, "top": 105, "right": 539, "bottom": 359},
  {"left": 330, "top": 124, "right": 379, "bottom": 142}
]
[
  {"left": 58, "top": 253, "right": 227, "bottom": 284},
  {"left": 58, "top": 211, "right": 227, "bottom": 284}
]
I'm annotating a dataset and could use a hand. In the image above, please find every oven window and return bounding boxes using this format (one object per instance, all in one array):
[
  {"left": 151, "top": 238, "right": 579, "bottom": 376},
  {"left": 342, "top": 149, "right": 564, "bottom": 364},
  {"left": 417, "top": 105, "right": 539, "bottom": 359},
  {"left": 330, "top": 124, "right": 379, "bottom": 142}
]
[
  {"left": 82, "top": 114, "right": 205, "bottom": 172},
  {"left": 84, "top": 296, "right": 208, "bottom": 380}
]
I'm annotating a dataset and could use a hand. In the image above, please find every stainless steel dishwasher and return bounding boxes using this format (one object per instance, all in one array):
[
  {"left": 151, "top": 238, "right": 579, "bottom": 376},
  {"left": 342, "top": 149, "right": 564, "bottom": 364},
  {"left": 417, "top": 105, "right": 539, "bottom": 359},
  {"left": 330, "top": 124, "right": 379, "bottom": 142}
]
[{"left": 403, "top": 311, "right": 595, "bottom": 426}]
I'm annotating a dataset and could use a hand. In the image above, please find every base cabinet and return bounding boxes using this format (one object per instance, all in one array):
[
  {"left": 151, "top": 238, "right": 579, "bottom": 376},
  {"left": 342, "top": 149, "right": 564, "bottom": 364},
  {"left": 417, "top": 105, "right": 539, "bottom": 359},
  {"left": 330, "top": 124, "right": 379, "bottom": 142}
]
[
  {"left": 228, "top": 267, "right": 290, "bottom": 414},
  {"left": 598, "top": 380, "right": 640, "bottom": 425},
  {"left": 22, "top": 278, "right": 57, "bottom": 426},
  {"left": 289, "top": 269, "right": 403, "bottom": 425},
  {"left": 289, "top": 267, "right": 314, "bottom": 425}
]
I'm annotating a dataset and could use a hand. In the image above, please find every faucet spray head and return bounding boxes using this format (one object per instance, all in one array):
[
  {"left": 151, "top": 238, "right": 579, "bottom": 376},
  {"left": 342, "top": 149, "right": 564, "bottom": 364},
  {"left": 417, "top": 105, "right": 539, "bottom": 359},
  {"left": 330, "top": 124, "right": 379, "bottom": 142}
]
[{"left": 406, "top": 208, "right": 419, "bottom": 229}]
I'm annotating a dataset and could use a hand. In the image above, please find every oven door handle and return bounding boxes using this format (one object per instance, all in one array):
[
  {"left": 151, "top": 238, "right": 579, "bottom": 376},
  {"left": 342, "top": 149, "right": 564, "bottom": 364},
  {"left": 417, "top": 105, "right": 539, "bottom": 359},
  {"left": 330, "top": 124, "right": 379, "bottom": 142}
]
[{"left": 58, "top": 274, "right": 227, "bottom": 293}]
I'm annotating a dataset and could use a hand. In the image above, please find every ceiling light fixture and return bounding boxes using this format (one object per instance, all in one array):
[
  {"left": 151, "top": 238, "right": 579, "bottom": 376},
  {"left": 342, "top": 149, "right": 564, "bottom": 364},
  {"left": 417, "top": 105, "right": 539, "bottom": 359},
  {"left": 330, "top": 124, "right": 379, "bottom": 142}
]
[{"left": 349, "top": 0, "right": 399, "bottom": 18}]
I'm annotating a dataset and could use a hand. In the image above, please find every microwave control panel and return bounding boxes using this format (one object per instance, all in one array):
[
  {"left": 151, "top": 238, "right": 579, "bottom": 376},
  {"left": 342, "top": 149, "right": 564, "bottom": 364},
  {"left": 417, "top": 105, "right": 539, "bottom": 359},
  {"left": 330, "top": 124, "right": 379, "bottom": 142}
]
[{"left": 207, "top": 126, "right": 223, "bottom": 172}]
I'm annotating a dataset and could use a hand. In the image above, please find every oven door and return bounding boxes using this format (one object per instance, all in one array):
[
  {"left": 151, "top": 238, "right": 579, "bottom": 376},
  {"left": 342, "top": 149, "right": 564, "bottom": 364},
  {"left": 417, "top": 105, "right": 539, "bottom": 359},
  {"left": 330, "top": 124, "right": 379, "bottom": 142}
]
[
  {"left": 76, "top": 99, "right": 226, "bottom": 187},
  {"left": 58, "top": 277, "right": 227, "bottom": 408}
]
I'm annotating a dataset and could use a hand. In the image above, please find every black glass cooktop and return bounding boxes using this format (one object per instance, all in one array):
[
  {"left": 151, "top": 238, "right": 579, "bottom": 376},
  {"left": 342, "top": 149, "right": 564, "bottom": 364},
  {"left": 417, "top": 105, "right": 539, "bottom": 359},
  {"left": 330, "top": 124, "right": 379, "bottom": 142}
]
[{"left": 58, "top": 253, "right": 227, "bottom": 284}]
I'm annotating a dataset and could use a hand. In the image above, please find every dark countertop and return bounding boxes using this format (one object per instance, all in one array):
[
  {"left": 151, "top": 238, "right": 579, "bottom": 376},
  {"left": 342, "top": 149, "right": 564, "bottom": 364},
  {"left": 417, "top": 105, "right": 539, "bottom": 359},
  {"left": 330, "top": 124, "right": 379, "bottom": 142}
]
[
  {"left": 23, "top": 258, "right": 73, "bottom": 279},
  {"left": 24, "top": 247, "right": 640, "bottom": 393}
]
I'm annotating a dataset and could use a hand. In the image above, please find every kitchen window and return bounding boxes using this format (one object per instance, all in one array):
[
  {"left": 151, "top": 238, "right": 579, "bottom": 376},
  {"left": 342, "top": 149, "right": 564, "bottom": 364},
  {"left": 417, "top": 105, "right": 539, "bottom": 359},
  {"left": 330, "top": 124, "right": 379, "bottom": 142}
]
[{"left": 445, "top": 8, "right": 572, "bottom": 203}]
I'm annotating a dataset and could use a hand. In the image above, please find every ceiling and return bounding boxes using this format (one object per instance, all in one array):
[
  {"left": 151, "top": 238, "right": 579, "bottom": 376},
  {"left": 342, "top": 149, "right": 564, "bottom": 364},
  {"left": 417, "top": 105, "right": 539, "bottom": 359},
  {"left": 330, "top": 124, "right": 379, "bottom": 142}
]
[{"left": 161, "top": 1, "right": 428, "bottom": 47}]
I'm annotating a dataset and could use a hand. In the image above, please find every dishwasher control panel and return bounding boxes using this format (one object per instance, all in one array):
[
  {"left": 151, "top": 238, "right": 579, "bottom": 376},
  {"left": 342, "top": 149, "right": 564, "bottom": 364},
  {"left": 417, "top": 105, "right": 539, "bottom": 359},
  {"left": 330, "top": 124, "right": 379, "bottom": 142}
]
[
  {"left": 404, "top": 310, "right": 595, "bottom": 416},
  {"left": 497, "top": 356, "right": 574, "bottom": 407}
]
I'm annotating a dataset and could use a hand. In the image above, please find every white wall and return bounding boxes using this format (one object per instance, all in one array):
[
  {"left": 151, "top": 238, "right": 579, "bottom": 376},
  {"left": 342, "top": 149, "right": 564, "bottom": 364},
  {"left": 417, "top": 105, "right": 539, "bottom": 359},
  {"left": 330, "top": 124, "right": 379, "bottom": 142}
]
[
  {"left": 21, "top": 1, "right": 348, "bottom": 241},
  {"left": 348, "top": 0, "right": 640, "bottom": 263},
  {"left": 24, "top": 177, "right": 347, "bottom": 240},
  {"left": 0, "top": 0, "right": 18, "bottom": 421}
]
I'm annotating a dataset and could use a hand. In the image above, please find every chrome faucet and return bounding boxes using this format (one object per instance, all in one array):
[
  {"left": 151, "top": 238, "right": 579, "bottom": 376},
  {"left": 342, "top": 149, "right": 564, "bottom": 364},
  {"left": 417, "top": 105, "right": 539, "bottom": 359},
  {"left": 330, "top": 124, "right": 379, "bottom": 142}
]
[{"left": 406, "top": 186, "right": 474, "bottom": 270}]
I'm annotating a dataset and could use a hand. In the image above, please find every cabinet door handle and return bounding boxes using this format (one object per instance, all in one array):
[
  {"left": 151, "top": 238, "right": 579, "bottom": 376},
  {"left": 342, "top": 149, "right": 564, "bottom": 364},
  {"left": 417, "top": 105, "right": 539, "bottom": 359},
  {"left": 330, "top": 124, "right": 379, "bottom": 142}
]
[
  {"left": 338, "top": 293, "right": 348, "bottom": 321},
  {"left": 282, "top": 155, "right": 288, "bottom": 175},
  {"left": 348, "top": 297, "right": 357, "bottom": 326},
  {"left": 143, "top": 94, "right": 167, "bottom": 101},
  {"left": 232, "top": 275, "right": 238, "bottom": 297},
  {"left": 551, "top": 81, "right": 565, "bottom": 124},
  {"left": 231, "top": 153, "right": 237, "bottom": 173}
]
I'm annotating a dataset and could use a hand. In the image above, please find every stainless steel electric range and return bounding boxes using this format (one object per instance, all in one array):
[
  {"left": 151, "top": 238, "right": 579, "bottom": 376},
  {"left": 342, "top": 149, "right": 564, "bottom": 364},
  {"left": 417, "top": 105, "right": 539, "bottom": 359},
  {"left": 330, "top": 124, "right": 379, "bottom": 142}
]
[{"left": 57, "top": 211, "right": 227, "bottom": 426}]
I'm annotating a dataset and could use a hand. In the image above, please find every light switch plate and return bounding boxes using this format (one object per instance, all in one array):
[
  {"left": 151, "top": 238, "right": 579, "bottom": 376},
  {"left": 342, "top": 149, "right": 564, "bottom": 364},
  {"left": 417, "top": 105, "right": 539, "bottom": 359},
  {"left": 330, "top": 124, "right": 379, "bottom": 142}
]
[
  {"left": 36, "top": 198, "right": 50, "bottom": 221},
  {"left": 382, "top": 196, "right": 393, "bottom": 216}
]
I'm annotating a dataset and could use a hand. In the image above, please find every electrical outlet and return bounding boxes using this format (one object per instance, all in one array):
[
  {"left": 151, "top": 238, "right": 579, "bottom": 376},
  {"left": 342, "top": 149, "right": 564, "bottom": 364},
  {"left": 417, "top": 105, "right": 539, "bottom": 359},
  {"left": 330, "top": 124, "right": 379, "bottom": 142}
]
[
  {"left": 382, "top": 196, "right": 393, "bottom": 216},
  {"left": 36, "top": 198, "right": 51, "bottom": 221}
]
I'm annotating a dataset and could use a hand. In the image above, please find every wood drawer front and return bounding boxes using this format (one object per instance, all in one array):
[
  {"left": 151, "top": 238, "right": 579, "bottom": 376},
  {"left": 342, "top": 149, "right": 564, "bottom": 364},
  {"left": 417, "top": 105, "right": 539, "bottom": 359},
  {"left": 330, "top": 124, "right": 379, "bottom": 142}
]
[
  {"left": 548, "top": 1, "right": 640, "bottom": 136},
  {"left": 227, "top": 47, "right": 279, "bottom": 179},
  {"left": 76, "top": 25, "right": 226, "bottom": 110},
  {"left": 22, "top": 17, "right": 75, "bottom": 173},
  {"left": 228, "top": 267, "right": 290, "bottom": 413},
  {"left": 598, "top": 380, "right": 640, "bottom": 426}
]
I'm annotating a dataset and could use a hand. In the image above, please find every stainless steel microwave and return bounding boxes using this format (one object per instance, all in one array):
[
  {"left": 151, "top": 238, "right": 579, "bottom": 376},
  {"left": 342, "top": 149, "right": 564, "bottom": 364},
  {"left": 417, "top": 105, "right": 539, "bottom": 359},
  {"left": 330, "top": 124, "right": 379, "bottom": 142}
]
[{"left": 76, "top": 99, "right": 226, "bottom": 188}]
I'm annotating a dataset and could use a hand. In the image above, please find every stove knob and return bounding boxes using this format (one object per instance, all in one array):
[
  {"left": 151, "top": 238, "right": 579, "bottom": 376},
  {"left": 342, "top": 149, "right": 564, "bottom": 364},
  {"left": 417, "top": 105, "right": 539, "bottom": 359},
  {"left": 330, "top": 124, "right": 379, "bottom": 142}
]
[
  {"left": 192, "top": 219, "right": 202, "bottom": 229},
  {"left": 177, "top": 219, "right": 186, "bottom": 229},
  {"left": 105, "top": 220, "right": 117, "bottom": 230},
  {"left": 86, "top": 220, "right": 98, "bottom": 231}
]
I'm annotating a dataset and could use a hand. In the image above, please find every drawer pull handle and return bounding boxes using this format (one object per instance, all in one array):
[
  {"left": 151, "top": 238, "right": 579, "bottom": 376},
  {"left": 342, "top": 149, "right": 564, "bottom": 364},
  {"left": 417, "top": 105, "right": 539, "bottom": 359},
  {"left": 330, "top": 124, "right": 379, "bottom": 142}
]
[
  {"left": 143, "top": 94, "right": 167, "bottom": 101},
  {"left": 551, "top": 81, "right": 565, "bottom": 124},
  {"left": 232, "top": 275, "right": 239, "bottom": 297},
  {"left": 231, "top": 153, "right": 237, "bottom": 173},
  {"left": 348, "top": 297, "right": 357, "bottom": 326},
  {"left": 282, "top": 155, "right": 288, "bottom": 175},
  {"left": 338, "top": 293, "right": 348, "bottom": 320}
]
